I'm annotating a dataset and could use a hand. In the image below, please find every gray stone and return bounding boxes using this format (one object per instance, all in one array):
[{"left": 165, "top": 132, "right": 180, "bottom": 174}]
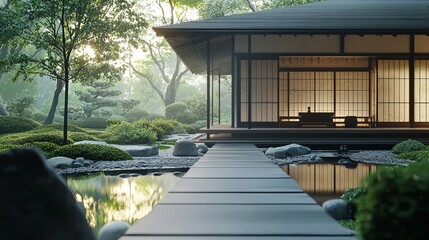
[
  {"left": 0, "top": 103, "right": 8, "bottom": 116},
  {"left": 111, "top": 145, "right": 159, "bottom": 157},
  {"left": 322, "top": 199, "right": 349, "bottom": 220},
  {"left": 74, "top": 157, "right": 92, "bottom": 167},
  {"left": 47, "top": 156, "right": 74, "bottom": 169},
  {"left": 173, "top": 139, "right": 198, "bottom": 156},
  {"left": 282, "top": 144, "right": 311, "bottom": 156},
  {"left": 196, "top": 143, "right": 209, "bottom": 154},
  {"left": 308, "top": 154, "right": 323, "bottom": 162},
  {"left": 74, "top": 140, "right": 108, "bottom": 145},
  {"left": 98, "top": 221, "right": 130, "bottom": 240},
  {"left": 264, "top": 147, "right": 288, "bottom": 158}
]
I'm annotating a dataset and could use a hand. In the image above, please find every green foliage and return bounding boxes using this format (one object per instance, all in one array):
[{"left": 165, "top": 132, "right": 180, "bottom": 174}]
[
  {"left": 192, "top": 120, "right": 207, "bottom": 131},
  {"left": 165, "top": 102, "right": 196, "bottom": 124},
  {"left": 34, "top": 123, "right": 87, "bottom": 133},
  {"left": 0, "top": 144, "right": 17, "bottom": 154},
  {"left": 75, "top": 117, "right": 108, "bottom": 129},
  {"left": 356, "top": 162, "right": 429, "bottom": 239},
  {"left": 106, "top": 118, "right": 125, "bottom": 127},
  {"left": 145, "top": 113, "right": 165, "bottom": 121},
  {"left": 105, "top": 122, "right": 157, "bottom": 145},
  {"left": 339, "top": 220, "right": 355, "bottom": 230},
  {"left": 120, "top": 99, "right": 141, "bottom": 112},
  {"left": 260, "top": 0, "right": 321, "bottom": 10},
  {"left": 0, "top": 116, "right": 41, "bottom": 134},
  {"left": 150, "top": 119, "right": 177, "bottom": 136},
  {"left": 124, "top": 109, "right": 149, "bottom": 122},
  {"left": 6, "top": 96, "right": 35, "bottom": 118},
  {"left": 14, "top": 132, "right": 73, "bottom": 145},
  {"left": 183, "top": 94, "right": 206, "bottom": 120},
  {"left": 159, "top": 145, "right": 171, "bottom": 150},
  {"left": 21, "top": 142, "right": 59, "bottom": 158},
  {"left": 198, "top": 0, "right": 249, "bottom": 19},
  {"left": 341, "top": 186, "right": 366, "bottom": 219},
  {"left": 69, "top": 132, "right": 99, "bottom": 142},
  {"left": 75, "top": 80, "right": 121, "bottom": 118},
  {"left": 33, "top": 112, "right": 47, "bottom": 123},
  {"left": 172, "top": 124, "right": 187, "bottom": 134},
  {"left": 396, "top": 150, "right": 429, "bottom": 162},
  {"left": 392, "top": 139, "right": 426, "bottom": 154},
  {"left": 181, "top": 124, "right": 197, "bottom": 134},
  {"left": 54, "top": 144, "right": 132, "bottom": 161}
]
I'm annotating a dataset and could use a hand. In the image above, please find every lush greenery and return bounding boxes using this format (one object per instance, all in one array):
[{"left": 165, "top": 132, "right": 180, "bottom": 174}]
[
  {"left": 341, "top": 186, "right": 366, "bottom": 220},
  {"left": 54, "top": 144, "right": 132, "bottom": 161},
  {"left": 165, "top": 102, "right": 196, "bottom": 124},
  {"left": 396, "top": 150, "right": 429, "bottom": 162},
  {"left": 74, "top": 117, "right": 108, "bottom": 129},
  {"left": 105, "top": 122, "right": 157, "bottom": 145},
  {"left": 392, "top": 139, "right": 426, "bottom": 154},
  {"left": 356, "top": 162, "right": 429, "bottom": 239},
  {"left": 0, "top": 116, "right": 40, "bottom": 134}
]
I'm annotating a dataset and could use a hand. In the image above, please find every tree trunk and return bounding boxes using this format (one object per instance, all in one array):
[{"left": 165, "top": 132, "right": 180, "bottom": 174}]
[
  {"left": 43, "top": 79, "right": 64, "bottom": 125},
  {"left": 164, "top": 81, "right": 177, "bottom": 106}
]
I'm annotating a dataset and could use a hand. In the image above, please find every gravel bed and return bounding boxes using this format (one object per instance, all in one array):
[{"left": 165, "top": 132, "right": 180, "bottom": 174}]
[{"left": 57, "top": 148, "right": 412, "bottom": 175}]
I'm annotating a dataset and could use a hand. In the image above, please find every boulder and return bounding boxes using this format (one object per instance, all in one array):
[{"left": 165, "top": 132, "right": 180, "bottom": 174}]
[
  {"left": 98, "top": 221, "right": 130, "bottom": 240},
  {"left": 196, "top": 143, "right": 209, "bottom": 154},
  {"left": 282, "top": 144, "right": 311, "bottom": 156},
  {"left": 74, "top": 157, "right": 92, "bottom": 167},
  {"left": 265, "top": 144, "right": 311, "bottom": 158},
  {"left": 173, "top": 139, "right": 198, "bottom": 156},
  {"left": 47, "top": 156, "right": 74, "bottom": 169},
  {"left": 0, "top": 148, "right": 95, "bottom": 240},
  {"left": 308, "top": 154, "right": 323, "bottom": 162},
  {"left": 265, "top": 147, "right": 288, "bottom": 158},
  {"left": 74, "top": 140, "right": 108, "bottom": 145},
  {"left": 111, "top": 145, "right": 159, "bottom": 157},
  {"left": 322, "top": 199, "right": 349, "bottom": 220}
]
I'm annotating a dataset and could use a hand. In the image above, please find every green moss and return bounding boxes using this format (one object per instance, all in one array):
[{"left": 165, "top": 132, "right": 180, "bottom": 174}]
[
  {"left": 0, "top": 116, "right": 41, "bottom": 134},
  {"left": 21, "top": 142, "right": 59, "bottom": 158},
  {"left": 54, "top": 144, "right": 132, "bottom": 161},
  {"left": 340, "top": 220, "right": 355, "bottom": 230},
  {"left": 0, "top": 131, "right": 73, "bottom": 145},
  {"left": 69, "top": 132, "right": 99, "bottom": 142},
  {"left": 392, "top": 139, "right": 425, "bottom": 154},
  {"left": 105, "top": 122, "right": 157, "bottom": 145},
  {"left": 33, "top": 123, "right": 87, "bottom": 133},
  {"left": 396, "top": 150, "right": 429, "bottom": 162},
  {"left": 159, "top": 145, "right": 171, "bottom": 150},
  {"left": 181, "top": 124, "right": 197, "bottom": 134}
]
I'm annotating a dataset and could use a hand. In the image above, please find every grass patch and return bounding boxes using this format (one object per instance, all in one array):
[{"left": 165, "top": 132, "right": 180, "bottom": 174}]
[{"left": 159, "top": 145, "right": 171, "bottom": 150}]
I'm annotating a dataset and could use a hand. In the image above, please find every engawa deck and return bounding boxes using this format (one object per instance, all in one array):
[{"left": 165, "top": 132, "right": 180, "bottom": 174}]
[{"left": 121, "top": 144, "right": 356, "bottom": 240}]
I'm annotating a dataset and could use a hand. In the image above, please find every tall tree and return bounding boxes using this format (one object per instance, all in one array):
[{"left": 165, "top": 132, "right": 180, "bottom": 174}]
[
  {"left": 3, "top": 0, "right": 147, "bottom": 143},
  {"left": 128, "top": 0, "right": 193, "bottom": 108}
]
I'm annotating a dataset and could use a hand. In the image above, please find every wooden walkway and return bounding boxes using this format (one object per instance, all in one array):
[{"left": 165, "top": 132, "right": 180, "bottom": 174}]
[{"left": 121, "top": 144, "right": 356, "bottom": 240}]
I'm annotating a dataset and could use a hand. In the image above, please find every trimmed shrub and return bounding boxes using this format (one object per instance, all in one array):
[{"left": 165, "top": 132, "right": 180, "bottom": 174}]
[
  {"left": 145, "top": 113, "right": 165, "bottom": 121},
  {"left": 0, "top": 144, "right": 16, "bottom": 154},
  {"left": 11, "top": 132, "right": 73, "bottom": 145},
  {"left": 171, "top": 124, "right": 187, "bottom": 134},
  {"left": 75, "top": 117, "right": 108, "bottom": 129},
  {"left": 69, "top": 132, "right": 99, "bottom": 142},
  {"left": 34, "top": 123, "right": 86, "bottom": 133},
  {"left": 125, "top": 109, "right": 149, "bottom": 122},
  {"left": 150, "top": 119, "right": 177, "bottom": 136},
  {"left": 105, "top": 122, "right": 157, "bottom": 145},
  {"left": 341, "top": 186, "right": 366, "bottom": 219},
  {"left": 54, "top": 144, "right": 132, "bottom": 161},
  {"left": 22, "top": 142, "right": 59, "bottom": 158},
  {"left": 165, "top": 102, "right": 196, "bottom": 124},
  {"left": 181, "top": 124, "right": 197, "bottom": 134},
  {"left": 396, "top": 150, "right": 429, "bottom": 162},
  {"left": 356, "top": 162, "right": 429, "bottom": 239},
  {"left": 392, "top": 139, "right": 425, "bottom": 154},
  {"left": 191, "top": 120, "right": 207, "bottom": 131},
  {"left": 0, "top": 116, "right": 41, "bottom": 134},
  {"left": 106, "top": 118, "right": 125, "bottom": 127},
  {"left": 33, "top": 112, "right": 47, "bottom": 123},
  {"left": 183, "top": 93, "right": 207, "bottom": 120}
]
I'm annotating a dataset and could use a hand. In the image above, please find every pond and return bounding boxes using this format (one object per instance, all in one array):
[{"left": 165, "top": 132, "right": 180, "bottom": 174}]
[
  {"left": 282, "top": 162, "right": 378, "bottom": 204},
  {"left": 66, "top": 171, "right": 182, "bottom": 235}
]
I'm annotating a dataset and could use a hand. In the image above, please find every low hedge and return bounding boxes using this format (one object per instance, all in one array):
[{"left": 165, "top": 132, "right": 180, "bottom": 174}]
[
  {"left": 75, "top": 117, "right": 108, "bottom": 129},
  {"left": 54, "top": 144, "right": 132, "bottom": 161},
  {"left": 0, "top": 131, "right": 73, "bottom": 145},
  {"left": 34, "top": 123, "right": 87, "bottom": 133},
  {"left": 392, "top": 139, "right": 426, "bottom": 154},
  {"left": 0, "top": 116, "right": 41, "bottom": 134},
  {"left": 69, "top": 132, "right": 99, "bottom": 142},
  {"left": 341, "top": 186, "right": 366, "bottom": 220},
  {"left": 105, "top": 122, "right": 157, "bottom": 145},
  {"left": 356, "top": 162, "right": 429, "bottom": 239}
]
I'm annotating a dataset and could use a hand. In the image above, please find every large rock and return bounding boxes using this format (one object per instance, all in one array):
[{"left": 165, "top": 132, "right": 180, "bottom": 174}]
[
  {"left": 98, "top": 221, "right": 130, "bottom": 240},
  {"left": 173, "top": 139, "right": 198, "bottom": 156},
  {"left": 0, "top": 103, "right": 8, "bottom": 116},
  {"left": 322, "top": 199, "right": 349, "bottom": 220},
  {"left": 196, "top": 143, "right": 209, "bottom": 154},
  {"left": 0, "top": 148, "right": 95, "bottom": 240},
  {"left": 47, "top": 156, "right": 75, "bottom": 169},
  {"left": 111, "top": 145, "right": 159, "bottom": 157},
  {"left": 265, "top": 144, "right": 311, "bottom": 158}
]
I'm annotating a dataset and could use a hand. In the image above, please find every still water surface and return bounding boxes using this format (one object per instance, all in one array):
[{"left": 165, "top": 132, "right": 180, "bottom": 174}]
[
  {"left": 67, "top": 162, "right": 377, "bottom": 233},
  {"left": 67, "top": 172, "right": 180, "bottom": 235}
]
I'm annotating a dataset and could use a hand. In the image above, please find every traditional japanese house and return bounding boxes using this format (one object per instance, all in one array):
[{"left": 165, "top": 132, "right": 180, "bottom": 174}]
[{"left": 153, "top": 0, "right": 429, "bottom": 145}]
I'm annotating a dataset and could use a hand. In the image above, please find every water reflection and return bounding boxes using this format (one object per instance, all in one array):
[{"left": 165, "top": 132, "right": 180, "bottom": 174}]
[
  {"left": 67, "top": 173, "right": 179, "bottom": 235},
  {"left": 282, "top": 163, "right": 377, "bottom": 203}
]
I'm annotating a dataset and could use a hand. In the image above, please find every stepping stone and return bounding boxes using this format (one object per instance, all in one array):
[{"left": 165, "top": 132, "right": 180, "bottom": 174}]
[
  {"left": 184, "top": 167, "right": 290, "bottom": 179},
  {"left": 122, "top": 236, "right": 356, "bottom": 240},
  {"left": 159, "top": 193, "right": 316, "bottom": 205},
  {"left": 126, "top": 205, "right": 355, "bottom": 236},
  {"left": 170, "top": 178, "right": 303, "bottom": 193}
]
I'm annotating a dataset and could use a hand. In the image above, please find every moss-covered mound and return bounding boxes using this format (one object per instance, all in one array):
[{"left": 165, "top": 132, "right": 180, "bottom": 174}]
[
  {"left": 0, "top": 116, "right": 41, "bottom": 134},
  {"left": 392, "top": 139, "right": 426, "bottom": 154},
  {"left": 54, "top": 144, "right": 132, "bottom": 161}
]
